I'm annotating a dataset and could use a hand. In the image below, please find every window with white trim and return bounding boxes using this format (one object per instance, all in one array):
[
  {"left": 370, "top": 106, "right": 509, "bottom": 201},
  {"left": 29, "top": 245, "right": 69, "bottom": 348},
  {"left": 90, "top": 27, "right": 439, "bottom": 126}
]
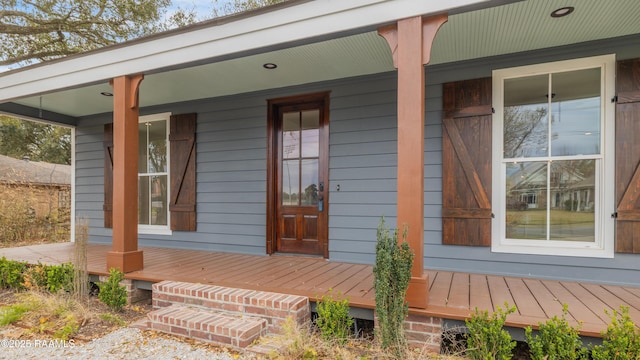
[
  {"left": 492, "top": 55, "right": 615, "bottom": 257},
  {"left": 138, "top": 113, "right": 170, "bottom": 233}
]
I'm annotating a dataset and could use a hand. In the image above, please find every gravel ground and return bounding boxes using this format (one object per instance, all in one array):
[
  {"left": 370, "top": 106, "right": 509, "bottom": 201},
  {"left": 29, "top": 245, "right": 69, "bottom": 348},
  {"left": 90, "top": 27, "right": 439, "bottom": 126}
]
[{"left": 0, "top": 327, "right": 251, "bottom": 359}]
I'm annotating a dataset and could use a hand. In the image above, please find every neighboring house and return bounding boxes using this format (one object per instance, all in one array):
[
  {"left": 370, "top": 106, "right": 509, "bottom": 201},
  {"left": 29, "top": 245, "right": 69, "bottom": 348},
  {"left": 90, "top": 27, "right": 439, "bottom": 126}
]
[
  {"left": 0, "top": 154, "right": 71, "bottom": 220},
  {"left": 0, "top": 0, "right": 639, "bottom": 310}
]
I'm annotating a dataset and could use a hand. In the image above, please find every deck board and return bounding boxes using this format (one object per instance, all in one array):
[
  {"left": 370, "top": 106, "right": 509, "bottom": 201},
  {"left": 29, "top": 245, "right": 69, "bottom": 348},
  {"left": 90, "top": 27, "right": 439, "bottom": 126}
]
[
  {"left": 447, "top": 272, "right": 470, "bottom": 309},
  {"left": 1, "top": 243, "right": 638, "bottom": 337},
  {"left": 541, "top": 280, "right": 604, "bottom": 327},
  {"left": 429, "top": 271, "right": 453, "bottom": 307},
  {"left": 522, "top": 279, "right": 565, "bottom": 319},
  {"left": 469, "top": 274, "right": 492, "bottom": 311},
  {"left": 505, "top": 277, "right": 546, "bottom": 318},
  {"left": 486, "top": 275, "right": 514, "bottom": 311}
]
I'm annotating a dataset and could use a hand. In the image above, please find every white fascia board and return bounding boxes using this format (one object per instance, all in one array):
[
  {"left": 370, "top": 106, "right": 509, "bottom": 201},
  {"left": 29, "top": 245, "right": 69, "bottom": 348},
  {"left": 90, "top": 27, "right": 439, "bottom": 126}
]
[{"left": 0, "top": 0, "right": 489, "bottom": 103}]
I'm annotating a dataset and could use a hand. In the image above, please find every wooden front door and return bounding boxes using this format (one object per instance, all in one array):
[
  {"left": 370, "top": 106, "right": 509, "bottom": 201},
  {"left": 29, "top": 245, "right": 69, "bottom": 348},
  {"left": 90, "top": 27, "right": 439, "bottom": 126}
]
[{"left": 268, "top": 93, "right": 329, "bottom": 257}]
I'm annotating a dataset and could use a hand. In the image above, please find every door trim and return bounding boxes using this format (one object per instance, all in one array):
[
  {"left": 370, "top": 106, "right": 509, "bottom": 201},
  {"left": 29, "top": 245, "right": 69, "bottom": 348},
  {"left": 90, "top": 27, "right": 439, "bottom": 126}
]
[{"left": 266, "top": 91, "right": 330, "bottom": 257}]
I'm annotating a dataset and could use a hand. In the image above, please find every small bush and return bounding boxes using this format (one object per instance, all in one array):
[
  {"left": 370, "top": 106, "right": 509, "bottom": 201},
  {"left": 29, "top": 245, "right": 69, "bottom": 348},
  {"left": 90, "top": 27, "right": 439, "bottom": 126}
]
[
  {"left": 97, "top": 268, "right": 127, "bottom": 311},
  {"left": 315, "top": 289, "right": 353, "bottom": 344},
  {"left": 592, "top": 306, "right": 640, "bottom": 360},
  {"left": 373, "top": 218, "right": 414, "bottom": 357},
  {"left": 525, "top": 304, "right": 589, "bottom": 360},
  {"left": 23, "top": 263, "right": 75, "bottom": 293},
  {"left": 465, "top": 303, "right": 516, "bottom": 360},
  {"left": 45, "top": 263, "right": 74, "bottom": 293},
  {"left": 0, "top": 257, "right": 27, "bottom": 289}
]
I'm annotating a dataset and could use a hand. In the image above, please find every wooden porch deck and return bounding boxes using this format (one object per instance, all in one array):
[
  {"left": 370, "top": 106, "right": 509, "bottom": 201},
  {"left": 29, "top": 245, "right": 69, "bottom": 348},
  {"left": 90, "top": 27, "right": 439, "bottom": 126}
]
[{"left": 2, "top": 243, "right": 639, "bottom": 337}]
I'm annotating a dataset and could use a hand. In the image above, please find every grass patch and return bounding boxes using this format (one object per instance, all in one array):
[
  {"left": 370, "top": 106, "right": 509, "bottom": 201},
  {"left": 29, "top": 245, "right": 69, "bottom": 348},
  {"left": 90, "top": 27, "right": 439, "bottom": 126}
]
[
  {"left": 0, "top": 291, "right": 87, "bottom": 340},
  {"left": 507, "top": 209, "right": 594, "bottom": 225},
  {"left": 99, "top": 313, "right": 126, "bottom": 327},
  {"left": 0, "top": 303, "right": 33, "bottom": 325},
  {"left": 259, "top": 316, "right": 461, "bottom": 360}
]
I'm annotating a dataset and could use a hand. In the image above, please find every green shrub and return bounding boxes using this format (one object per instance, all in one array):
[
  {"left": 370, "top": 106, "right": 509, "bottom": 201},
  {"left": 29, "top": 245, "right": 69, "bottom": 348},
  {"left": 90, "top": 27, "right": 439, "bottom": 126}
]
[
  {"left": 97, "top": 268, "right": 127, "bottom": 311},
  {"left": 373, "top": 218, "right": 414, "bottom": 357},
  {"left": 592, "top": 306, "right": 640, "bottom": 360},
  {"left": 23, "top": 263, "right": 75, "bottom": 293},
  {"left": 315, "top": 289, "right": 353, "bottom": 344},
  {"left": 465, "top": 303, "right": 516, "bottom": 360},
  {"left": 525, "top": 304, "right": 588, "bottom": 360},
  {"left": 45, "top": 263, "right": 74, "bottom": 293},
  {"left": 0, "top": 257, "right": 27, "bottom": 289}
]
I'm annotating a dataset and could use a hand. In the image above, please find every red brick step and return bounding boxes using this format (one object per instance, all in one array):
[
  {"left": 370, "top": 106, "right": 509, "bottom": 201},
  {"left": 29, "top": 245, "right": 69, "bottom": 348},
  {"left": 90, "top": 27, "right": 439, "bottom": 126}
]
[{"left": 149, "top": 304, "right": 267, "bottom": 349}]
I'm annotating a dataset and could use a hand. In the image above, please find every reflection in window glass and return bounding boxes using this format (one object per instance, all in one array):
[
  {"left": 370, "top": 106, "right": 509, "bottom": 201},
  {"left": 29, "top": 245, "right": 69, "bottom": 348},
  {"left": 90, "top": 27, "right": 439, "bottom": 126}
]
[
  {"left": 502, "top": 67, "right": 601, "bottom": 244},
  {"left": 138, "top": 118, "right": 168, "bottom": 227},
  {"left": 551, "top": 68, "right": 601, "bottom": 156},
  {"left": 504, "top": 75, "right": 549, "bottom": 158},
  {"left": 549, "top": 160, "right": 595, "bottom": 241},
  {"left": 301, "top": 159, "right": 318, "bottom": 206},
  {"left": 283, "top": 112, "right": 300, "bottom": 159},
  {"left": 505, "top": 162, "right": 547, "bottom": 240},
  {"left": 281, "top": 109, "right": 320, "bottom": 207},
  {"left": 139, "top": 175, "right": 150, "bottom": 225},
  {"left": 138, "top": 123, "right": 148, "bottom": 173},
  {"left": 148, "top": 122, "right": 167, "bottom": 172},
  {"left": 282, "top": 159, "right": 299, "bottom": 206},
  {"left": 301, "top": 110, "right": 319, "bottom": 158}
]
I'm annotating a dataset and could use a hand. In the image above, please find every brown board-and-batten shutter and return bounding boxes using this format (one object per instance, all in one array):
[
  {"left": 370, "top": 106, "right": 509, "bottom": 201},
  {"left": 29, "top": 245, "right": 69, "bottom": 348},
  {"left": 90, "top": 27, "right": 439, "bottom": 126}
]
[
  {"left": 103, "top": 124, "right": 114, "bottom": 228},
  {"left": 169, "top": 113, "right": 197, "bottom": 231},
  {"left": 615, "top": 58, "right": 640, "bottom": 253},
  {"left": 442, "top": 78, "right": 492, "bottom": 246},
  {"left": 102, "top": 113, "right": 197, "bottom": 231}
]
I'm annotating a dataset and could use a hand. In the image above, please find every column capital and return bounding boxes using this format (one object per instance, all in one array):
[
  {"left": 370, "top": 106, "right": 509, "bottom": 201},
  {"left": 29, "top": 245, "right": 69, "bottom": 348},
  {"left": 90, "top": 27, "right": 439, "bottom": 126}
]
[{"left": 378, "top": 14, "right": 448, "bottom": 68}]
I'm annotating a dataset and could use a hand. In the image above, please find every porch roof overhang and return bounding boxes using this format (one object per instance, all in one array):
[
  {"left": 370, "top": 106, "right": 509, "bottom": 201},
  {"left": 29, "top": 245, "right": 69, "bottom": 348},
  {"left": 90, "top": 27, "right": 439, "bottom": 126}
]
[{"left": 1, "top": 0, "right": 640, "bottom": 126}]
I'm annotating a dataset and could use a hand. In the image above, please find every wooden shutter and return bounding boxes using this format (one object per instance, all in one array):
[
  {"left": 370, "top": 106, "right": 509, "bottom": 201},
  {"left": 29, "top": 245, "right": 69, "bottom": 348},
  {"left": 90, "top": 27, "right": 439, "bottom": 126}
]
[
  {"left": 615, "top": 58, "right": 640, "bottom": 253},
  {"left": 442, "top": 78, "right": 492, "bottom": 246},
  {"left": 169, "top": 113, "right": 197, "bottom": 231},
  {"left": 103, "top": 124, "right": 114, "bottom": 228}
]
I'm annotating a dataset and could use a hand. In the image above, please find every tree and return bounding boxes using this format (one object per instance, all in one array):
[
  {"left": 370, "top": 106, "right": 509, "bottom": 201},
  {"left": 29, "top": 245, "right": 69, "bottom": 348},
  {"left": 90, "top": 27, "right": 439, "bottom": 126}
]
[
  {"left": 213, "top": 0, "right": 286, "bottom": 17},
  {"left": 0, "top": 0, "right": 187, "bottom": 66},
  {"left": 0, "top": 0, "right": 286, "bottom": 165},
  {"left": 503, "top": 105, "right": 548, "bottom": 158},
  {"left": 0, "top": 116, "right": 71, "bottom": 164}
]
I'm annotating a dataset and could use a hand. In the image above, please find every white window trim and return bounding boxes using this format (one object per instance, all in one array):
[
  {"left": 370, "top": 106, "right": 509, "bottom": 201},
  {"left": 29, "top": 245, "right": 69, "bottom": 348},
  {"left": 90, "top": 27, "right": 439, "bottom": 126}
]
[
  {"left": 491, "top": 55, "right": 616, "bottom": 258},
  {"left": 138, "top": 112, "right": 172, "bottom": 235}
]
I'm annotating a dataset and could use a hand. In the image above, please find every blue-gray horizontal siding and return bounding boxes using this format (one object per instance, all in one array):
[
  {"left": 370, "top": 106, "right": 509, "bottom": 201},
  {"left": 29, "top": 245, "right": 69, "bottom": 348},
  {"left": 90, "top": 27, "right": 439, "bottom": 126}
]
[
  {"left": 74, "top": 35, "right": 640, "bottom": 286},
  {"left": 422, "top": 35, "right": 640, "bottom": 287},
  {"left": 75, "top": 73, "right": 399, "bottom": 261}
]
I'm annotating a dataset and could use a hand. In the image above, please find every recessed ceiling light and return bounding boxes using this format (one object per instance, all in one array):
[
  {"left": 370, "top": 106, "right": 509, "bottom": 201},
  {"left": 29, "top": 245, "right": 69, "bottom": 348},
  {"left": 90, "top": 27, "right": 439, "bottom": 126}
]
[
  {"left": 263, "top": 63, "right": 277, "bottom": 69},
  {"left": 551, "top": 6, "right": 574, "bottom": 18},
  {"left": 100, "top": 91, "right": 113, "bottom": 97}
]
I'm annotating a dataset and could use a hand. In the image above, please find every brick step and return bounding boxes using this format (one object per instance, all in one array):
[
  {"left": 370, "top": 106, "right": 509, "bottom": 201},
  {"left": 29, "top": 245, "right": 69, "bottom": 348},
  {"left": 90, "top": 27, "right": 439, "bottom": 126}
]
[
  {"left": 148, "top": 305, "right": 267, "bottom": 349},
  {"left": 152, "top": 281, "right": 310, "bottom": 334}
]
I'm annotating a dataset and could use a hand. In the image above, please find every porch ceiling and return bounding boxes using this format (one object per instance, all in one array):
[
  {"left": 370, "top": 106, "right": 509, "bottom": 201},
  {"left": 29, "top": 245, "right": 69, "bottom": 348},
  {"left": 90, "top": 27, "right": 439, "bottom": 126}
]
[{"left": 5, "top": 0, "right": 640, "bottom": 120}]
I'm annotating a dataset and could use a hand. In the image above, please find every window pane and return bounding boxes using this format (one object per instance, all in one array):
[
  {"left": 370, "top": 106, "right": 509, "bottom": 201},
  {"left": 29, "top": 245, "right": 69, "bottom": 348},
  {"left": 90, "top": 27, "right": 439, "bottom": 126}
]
[
  {"left": 138, "top": 123, "right": 148, "bottom": 173},
  {"left": 150, "top": 175, "right": 168, "bottom": 226},
  {"left": 301, "top": 159, "right": 318, "bottom": 206},
  {"left": 282, "top": 159, "right": 299, "bottom": 206},
  {"left": 301, "top": 110, "right": 319, "bottom": 158},
  {"left": 549, "top": 160, "right": 595, "bottom": 242},
  {"left": 550, "top": 68, "right": 601, "bottom": 156},
  {"left": 148, "top": 121, "right": 167, "bottom": 173},
  {"left": 283, "top": 112, "right": 300, "bottom": 160},
  {"left": 505, "top": 162, "right": 547, "bottom": 240},
  {"left": 504, "top": 75, "right": 549, "bottom": 158},
  {"left": 138, "top": 176, "right": 150, "bottom": 225}
]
